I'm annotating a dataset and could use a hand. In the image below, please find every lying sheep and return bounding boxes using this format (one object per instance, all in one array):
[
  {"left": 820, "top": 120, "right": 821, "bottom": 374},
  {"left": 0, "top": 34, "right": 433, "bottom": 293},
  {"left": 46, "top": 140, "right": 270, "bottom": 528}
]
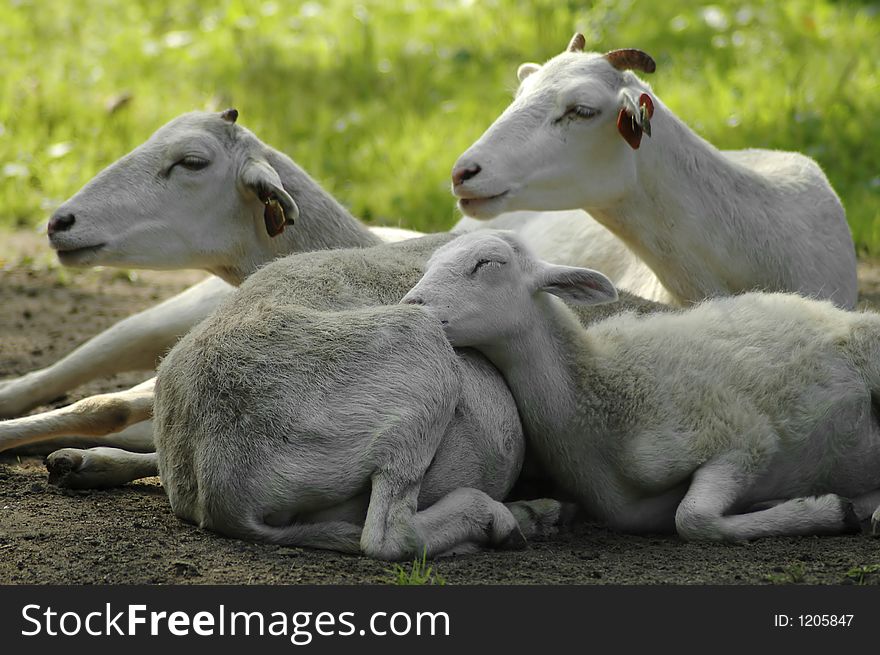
[
  {"left": 0, "top": 109, "right": 409, "bottom": 422},
  {"left": 153, "top": 237, "right": 518, "bottom": 556},
  {"left": 152, "top": 228, "right": 666, "bottom": 555},
  {"left": 451, "top": 34, "right": 858, "bottom": 308},
  {"left": 403, "top": 230, "right": 880, "bottom": 539}
]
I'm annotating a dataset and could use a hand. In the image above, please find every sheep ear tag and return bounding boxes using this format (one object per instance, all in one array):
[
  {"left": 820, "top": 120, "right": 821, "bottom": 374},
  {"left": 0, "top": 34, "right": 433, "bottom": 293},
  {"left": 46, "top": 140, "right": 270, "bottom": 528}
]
[
  {"left": 263, "top": 195, "right": 287, "bottom": 237},
  {"left": 617, "top": 93, "right": 654, "bottom": 150},
  {"left": 617, "top": 108, "right": 643, "bottom": 149}
]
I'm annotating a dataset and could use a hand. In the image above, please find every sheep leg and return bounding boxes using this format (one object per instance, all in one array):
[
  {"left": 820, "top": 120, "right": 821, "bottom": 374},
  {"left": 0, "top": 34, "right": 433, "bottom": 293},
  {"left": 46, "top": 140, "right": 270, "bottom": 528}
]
[
  {"left": 45, "top": 448, "right": 158, "bottom": 489},
  {"left": 850, "top": 488, "right": 880, "bottom": 519},
  {"left": 362, "top": 476, "right": 525, "bottom": 560},
  {"left": 242, "top": 520, "right": 364, "bottom": 555},
  {"left": 505, "top": 498, "right": 583, "bottom": 538},
  {"left": 13, "top": 419, "right": 155, "bottom": 455},
  {"left": 849, "top": 489, "right": 880, "bottom": 536},
  {"left": 0, "top": 276, "right": 229, "bottom": 418},
  {"left": 0, "top": 378, "right": 154, "bottom": 452},
  {"left": 675, "top": 459, "right": 859, "bottom": 540}
]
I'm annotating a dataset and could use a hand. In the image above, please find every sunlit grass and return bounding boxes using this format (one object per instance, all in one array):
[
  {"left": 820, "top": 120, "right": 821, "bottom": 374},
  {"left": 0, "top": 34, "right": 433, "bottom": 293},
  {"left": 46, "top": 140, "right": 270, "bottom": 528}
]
[
  {"left": 1, "top": 0, "right": 878, "bottom": 250},
  {"left": 386, "top": 549, "right": 446, "bottom": 586}
]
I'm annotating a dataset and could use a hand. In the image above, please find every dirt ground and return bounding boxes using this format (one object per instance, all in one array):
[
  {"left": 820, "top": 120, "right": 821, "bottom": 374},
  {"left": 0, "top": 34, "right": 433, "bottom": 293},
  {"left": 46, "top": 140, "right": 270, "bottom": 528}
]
[{"left": 2, "top": 242, "right": 880, "bottom": 585}]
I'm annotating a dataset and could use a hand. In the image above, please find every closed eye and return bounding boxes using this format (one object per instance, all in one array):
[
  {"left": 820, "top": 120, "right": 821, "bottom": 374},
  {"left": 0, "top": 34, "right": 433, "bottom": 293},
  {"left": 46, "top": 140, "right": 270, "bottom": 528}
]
[
  {"left": 172, "top": 155, "right": 210, "bottom": 172},
  {"left": 471, "top": 259, "right": 506, "bottom": 274},
  {"left": 556, "top": 105, "right": 600, "bottom": 123}
]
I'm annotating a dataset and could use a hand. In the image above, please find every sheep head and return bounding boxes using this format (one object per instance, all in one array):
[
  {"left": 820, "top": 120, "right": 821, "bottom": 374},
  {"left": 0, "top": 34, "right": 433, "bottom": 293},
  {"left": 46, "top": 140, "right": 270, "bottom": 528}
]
[
  {"left": 402, "top": 230, "right": 617, "bottom": 347},
  {"left": 450, "top": 35, "right": 659, "bottom": 218},
  {"left": 46, "top": 110, "right": 299, "bottom": 280}
]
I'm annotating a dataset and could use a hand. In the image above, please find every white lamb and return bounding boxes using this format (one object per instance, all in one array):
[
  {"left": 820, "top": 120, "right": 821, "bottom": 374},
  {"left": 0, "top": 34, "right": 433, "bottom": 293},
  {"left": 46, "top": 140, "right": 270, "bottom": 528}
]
[
  {"left": 450, "top": 33, "right": 858, "bottom": 309},
  {"left": 153, "top": 265, "right": 528, "bottom": 558},
  {"left": 402, "top": 230, "right": 880, "bottom": 539}
]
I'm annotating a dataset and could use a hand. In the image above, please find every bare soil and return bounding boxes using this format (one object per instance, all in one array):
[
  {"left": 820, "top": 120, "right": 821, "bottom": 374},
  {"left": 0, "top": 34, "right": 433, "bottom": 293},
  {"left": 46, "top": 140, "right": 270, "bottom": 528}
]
[{"left": 2, "top": 245, "right": 880, "bottom": 585}]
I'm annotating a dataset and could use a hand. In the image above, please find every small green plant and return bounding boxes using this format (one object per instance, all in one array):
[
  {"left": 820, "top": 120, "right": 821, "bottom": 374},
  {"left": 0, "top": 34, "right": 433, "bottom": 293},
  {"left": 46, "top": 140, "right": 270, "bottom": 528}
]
[
  {"left": 844, "top": 564, "right": 880, "bottom": 585},
  {"left": 764, "top": 563, "right": 806, "bottom": 584},
  {"left": 387, "top": 549, "right": 446, "bottom": 586}
]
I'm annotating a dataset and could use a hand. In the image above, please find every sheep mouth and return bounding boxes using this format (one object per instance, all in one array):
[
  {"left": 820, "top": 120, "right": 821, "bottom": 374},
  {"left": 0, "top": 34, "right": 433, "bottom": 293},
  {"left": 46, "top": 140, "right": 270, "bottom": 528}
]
[
  {"left": 54, "top": 243, "right": 107, "bottom": 264},
  {"left": 457, "top": 191, "right": 509, "bottom": 217}
]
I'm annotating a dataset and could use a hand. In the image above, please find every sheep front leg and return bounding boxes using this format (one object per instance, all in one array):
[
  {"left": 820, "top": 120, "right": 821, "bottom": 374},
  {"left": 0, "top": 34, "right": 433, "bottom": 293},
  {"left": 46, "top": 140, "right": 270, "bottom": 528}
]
[
  {"left": 0, "top": 378, "right": 155, "bottom": 452},
  {"left": 45, "top": 448, "right": 158, "bottom": 489},
  {"left": 849, "top": 489, "right": 880, "bottom": 535},
  {"left": 505, "top": 498, "right": 583, "bottom": 539},
  {"left": 0, "top": 276, "right": 229, "bottom": 418},
  {"left": 362, "top": 475, "right": 525, "bottom": 560},
  {"left": 360, "top": 472, "right": 424, "bottom": 559},
  {"left": 15, "top": 419, "right": 155, "bottom": 455}
]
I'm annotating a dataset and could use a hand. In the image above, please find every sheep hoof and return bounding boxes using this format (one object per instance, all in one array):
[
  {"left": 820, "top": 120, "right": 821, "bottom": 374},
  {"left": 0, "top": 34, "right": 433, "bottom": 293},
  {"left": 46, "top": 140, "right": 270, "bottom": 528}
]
[
  {"left": 871, "top": 508, "right": 880, "bottom": 538},
  {"left": 507, "top": 499, "right": 584, "bottom": 538},
  {"left": 45, "top": 449, "right": 84, "bottom": 488},
  {"left": 839, "top": 497, "right": 861, "bottom": 534},
  {"left": 496, "top": 526, "right": 527, "bottom": 551}
]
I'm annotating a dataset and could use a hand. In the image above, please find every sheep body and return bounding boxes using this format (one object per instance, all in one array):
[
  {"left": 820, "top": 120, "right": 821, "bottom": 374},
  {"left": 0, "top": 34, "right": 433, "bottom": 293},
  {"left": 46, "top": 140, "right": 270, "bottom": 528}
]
[
  {"left": 157, "top": 300, "right": 521, "bottom": 555},
  {"left": 405, "top": 231, "right": 880, "bottom": 539},
  {"left": 452, "top": 40, "right": 857, "bottom": 308}
]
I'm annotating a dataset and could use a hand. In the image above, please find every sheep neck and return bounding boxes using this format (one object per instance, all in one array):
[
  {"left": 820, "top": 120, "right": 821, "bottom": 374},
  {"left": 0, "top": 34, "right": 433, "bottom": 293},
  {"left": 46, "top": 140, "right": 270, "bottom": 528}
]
[
  {"left": 476, "top": 294, "right": 613, "bottom": 508},
  {"left": 587, "top": 101, "right": 775, "bottom": 304},
  {"left": 214, "top": 147, "right": 382, "bottom": 285}
]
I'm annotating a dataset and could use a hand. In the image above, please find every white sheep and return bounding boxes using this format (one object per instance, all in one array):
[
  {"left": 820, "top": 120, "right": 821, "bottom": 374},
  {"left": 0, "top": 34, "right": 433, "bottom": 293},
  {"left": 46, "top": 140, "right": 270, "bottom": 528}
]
[
  {"left": 403, "top": 230, "right": 880, "bottom": 539},
  {"left": 152, "top": 242, "right": 534, "bottom": 558},
  {"left": 450, "top": 33, "right": 858, "bottom": 309},
  {"left": 0, "top": 109, "right": 423, "bottom": 475},
  {"left": 0, "top": 108, "right": 407, "bottom": 421}
]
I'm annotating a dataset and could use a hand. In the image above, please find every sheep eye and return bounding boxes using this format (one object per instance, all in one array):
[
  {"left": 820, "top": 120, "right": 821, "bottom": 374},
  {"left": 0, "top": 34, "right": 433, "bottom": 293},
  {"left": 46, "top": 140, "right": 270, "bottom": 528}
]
[
  {"left": 175, "top": 156, "right": 210, "bottom": 171},
  {"left": 558, "top": 105, "right": 600, "bottom": 122},
  {"left": 471, "top": 259, "right": 505, "bottom": 274}
]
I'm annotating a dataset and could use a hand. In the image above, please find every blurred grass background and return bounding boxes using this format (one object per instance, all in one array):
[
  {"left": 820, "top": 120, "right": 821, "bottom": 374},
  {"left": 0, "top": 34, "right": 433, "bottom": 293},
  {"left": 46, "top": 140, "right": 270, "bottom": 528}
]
[{"left": 1, "top": 0, "right": 878, "bottom": 254}]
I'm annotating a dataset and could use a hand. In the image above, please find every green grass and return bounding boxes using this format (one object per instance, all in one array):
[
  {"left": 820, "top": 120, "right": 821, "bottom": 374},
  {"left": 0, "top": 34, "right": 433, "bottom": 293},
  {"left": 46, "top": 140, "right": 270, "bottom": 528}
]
[
  {"left": 763, "top": 562, "right": 806, "bottom": 584},
  {"left": 1, "top": 0, "right": 878, "bottom": 250},
  {"left": 844, "top": 563, "right": 880, "bottom": 585},
  {"left": 386, "top": 550, "right": 446, "bottom": 586}
]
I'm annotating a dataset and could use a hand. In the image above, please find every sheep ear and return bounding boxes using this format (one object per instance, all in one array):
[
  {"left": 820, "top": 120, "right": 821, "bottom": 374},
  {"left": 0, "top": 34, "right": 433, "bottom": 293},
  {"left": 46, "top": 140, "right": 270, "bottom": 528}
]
[
  {"left": 537, "top": 263, "right": 618, "bottom": 305},
  {"left": 616, "top": 90, "right": 654, "bottom": 150},
  {"left": 517, "top": 62, "right": 541, "bottom": 82},
  {"left": 240, "top": 157, "right": 299, "bottom": 237}
]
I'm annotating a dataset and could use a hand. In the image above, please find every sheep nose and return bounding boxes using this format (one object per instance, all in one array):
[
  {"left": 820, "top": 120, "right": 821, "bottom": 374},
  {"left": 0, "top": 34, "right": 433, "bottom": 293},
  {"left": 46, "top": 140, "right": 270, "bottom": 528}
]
[
  {"left": 452, "top": 163, "right": 481, "bottom": 186},
  {"left": 48, "top": 212, "right": 76, "bottom": 235},
  {"left": 401, "top": 295, "right": 424, "bottom": 306}
]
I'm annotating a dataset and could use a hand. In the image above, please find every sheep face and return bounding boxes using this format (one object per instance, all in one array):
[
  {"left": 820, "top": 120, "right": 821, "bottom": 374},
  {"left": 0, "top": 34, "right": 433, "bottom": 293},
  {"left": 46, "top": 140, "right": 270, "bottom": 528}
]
[
  {"left": 452, "top": 46, "right": 654, "bottom": 219},
  {"left": 402, "top": 230, "right": 617, "bottom": 346},
  {"left": 46, "top": 111, "right": 297, "bottom": 274}
]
